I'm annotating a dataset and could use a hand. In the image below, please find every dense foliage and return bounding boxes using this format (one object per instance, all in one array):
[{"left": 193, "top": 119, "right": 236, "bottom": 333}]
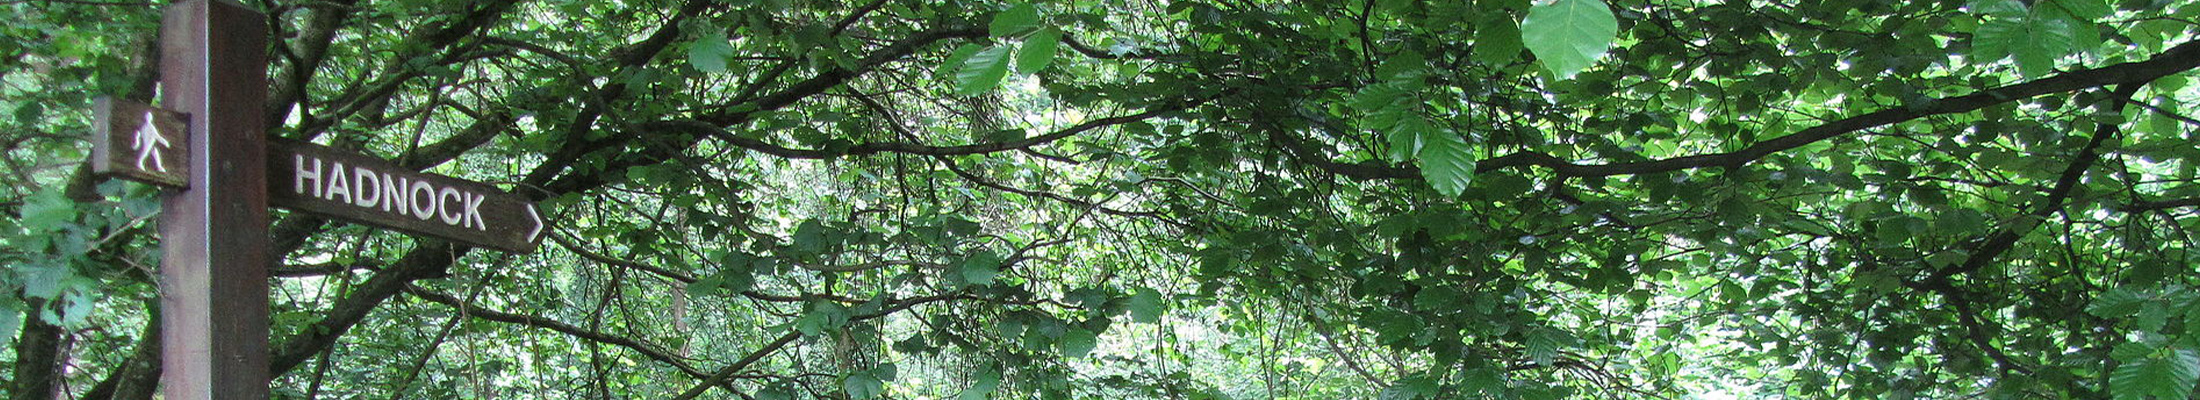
[{"left": 5, "top": 0, "right": 2200, "bottom": 398}]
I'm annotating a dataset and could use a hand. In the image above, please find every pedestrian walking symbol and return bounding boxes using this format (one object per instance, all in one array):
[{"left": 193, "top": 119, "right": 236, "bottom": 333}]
[{"left": 133, "top": 111, "right": 172, "bottom": 172}]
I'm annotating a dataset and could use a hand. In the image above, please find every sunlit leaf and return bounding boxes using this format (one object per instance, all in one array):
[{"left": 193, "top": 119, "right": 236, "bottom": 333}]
[
  {"left": 1418, "top": 131, "right": 1476, "bottom": 197},
  {"left": 1128, "top": 287, "right": 1166, "bottom": 323},
  {"left": 1386, "top": 115, "right": 1430, "bottom": 163},
  {"left": 955, "top": 45, "right": 1015, "bottom": 95},
  {"left": 685, "top": 34, "right": 735, "bottom": 73},
  {"left": 1973, "top": 8, "right": 2080, "bottom": 78},
  {"left": 1059, "top": 328, "right": 1098, "bottom": 358},
  {"left": 843, "top": 369, "right": 885, "bottom": 399},
  {"left": 1520, "top": 0, "right": 1617, "bottom": 79},
  {"left": 2112, "top": 345, "right": 2200, "bottom": 400},
  {"left": 19, "top": 188, "right": 73, "bottom": 233},
  {"left": 1017, "top": 27, "right": 1062, "bottom": 74},
  {"left": 2088, "top": 288, "right": 2145, "bottom": 318},
  {"left": 960, "top": 250, "right": 1003, "bottom": 286},
  {"left": 0, "top": 297, "right": 20, "bottom": 348},
  {"left": 1473, "top": 13, "right": 1524, "bottom": 66},
  {"left": 957, "top": 367, "right": 1002, "bottom": 400},
  {"left": 990, "top": 3, "right": 1040, "bottom": 37}
]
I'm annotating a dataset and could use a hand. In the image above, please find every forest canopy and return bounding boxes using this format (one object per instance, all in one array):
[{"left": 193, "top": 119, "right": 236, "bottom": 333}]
[{"left": 5, "top": 0, "right": 2200, "bottom": 398}]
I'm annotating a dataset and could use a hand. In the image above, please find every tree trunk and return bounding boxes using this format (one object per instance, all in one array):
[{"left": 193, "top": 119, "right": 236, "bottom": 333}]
[{"left": 9, "top": 297, "right": 63, "bottom": 400}]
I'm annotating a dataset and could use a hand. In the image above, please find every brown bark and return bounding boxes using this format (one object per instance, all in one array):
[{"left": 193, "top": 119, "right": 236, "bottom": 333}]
[{"left": 8, "top": 298, "right": 62, "bottom": 400}]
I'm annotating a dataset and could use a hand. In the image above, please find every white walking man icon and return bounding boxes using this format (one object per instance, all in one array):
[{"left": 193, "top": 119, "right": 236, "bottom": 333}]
[{"left": 131, "top": 111, "right": 172, "bottom": 172}]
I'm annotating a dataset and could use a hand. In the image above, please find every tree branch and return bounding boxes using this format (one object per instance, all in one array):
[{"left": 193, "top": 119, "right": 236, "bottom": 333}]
[
  {"left": 2122, "top": 196, "right": 2200, "bottom": 212},
  {"left": 550, "top": 233, "right": 866, "bottom": 304},
  {"left": 2123, "top": 97, "right": 2200, "bottom": 128},
  {"left": 1924, "top": 84, "right": 2146, "bottom": 286},
  {"left": 306, "top": 0, "right": 525, "bottom": 138},
  {"left": 1290, "top": 40, "right": 2200, "bottom": 180},
  {"left": 269, "top": 241, "right": 464, "bottom": 376},
  {"left": 539, "top": 26, "right": 987, "bottom": 194},
  {"left": 827, "top": 0, "right": 892, "bottom": 36},
  {"left": 662, "top": 98, "right": 1204, "bottom": 159},
  {"left": 931, "top": 155, "right": 1188, "bottom": 227},
  {"left": 667, "top": 331, "right": 802, "bottom": 400},
  {"left": 1907, "top": 84, "right": 2146, "bottom": 377},
  {"left": 402, "top": 286, "right": 713, "bottom": 380},
  {"left": 263, "top": 0, "right": 364, "bottom": 130}
]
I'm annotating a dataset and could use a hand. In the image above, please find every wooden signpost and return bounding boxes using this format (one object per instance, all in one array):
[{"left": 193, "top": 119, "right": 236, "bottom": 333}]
[{"left": 80, "top": 1, "right": 547, "bottom": 398}]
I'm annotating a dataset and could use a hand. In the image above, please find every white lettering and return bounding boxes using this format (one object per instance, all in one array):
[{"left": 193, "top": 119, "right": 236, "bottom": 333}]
[
  {"left": 294, "top": 155, "right": 323, "bottom": 198},
  {"left": 353, "top": 167, "right": 381, "bottom": 208},
  {"left": 325, "top": 162, "right": 351, "bottom": 204},
  {"left": 290, "top": 154, "right": 518, "bottom": 235},
  {"left": 409, "top": 180, "right": 437, "bottom": 220},
  {"left": 463, "top": 192, "right": 485, "bottom": 230},
  {"left": 382, "top": 175, "right": 409, "bottom": 215},
  {"left": 437, "top": 187, "right": 465, "bottom": 225}
]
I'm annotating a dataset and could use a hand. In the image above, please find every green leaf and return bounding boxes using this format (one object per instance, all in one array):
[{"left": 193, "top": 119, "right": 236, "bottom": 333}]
[
  {"left": 1418, "top": 131, "right": 1476, "bottom": 197},
  {"left": 791, "top": 220, "right": 833, "bottom": 254},
  {"left": 757, "top": 383, "right": 797, "bottom": 400},
  {"left": 1472, "top": 13, "right": 1525, "bottom": 66},
  {"left": 794, "top": 301, "right": 850, "bottom": 337},
  {"left": 939, "top": 44, "right": 985, "bottom": 78},
  {"left": 870, "top": 363, "right": 898, "bottom": 382},
  {"left": 1520, "top": 0, "right": 1618, "bottom": 79},
  {"left": 20, "top": 188, "right": 74, "bottom": 232},
  {"left": 686, "top": 34, "right": 735, "bottom": 73},
  {"left": 2142, "top": 300, "right": 2174, "bottom": 331},
  {"left": 1058, "top": 328, "right": 1098, "bottom": 358},
  {"left": 1128, "top": 288, "right": 1166, "bottom": 323},
  {"left": 1972, "top": 10, "right": 2079, "bottom": 78},
  {"left": 1924, "top": 250, "right": 1969, "bottom": 268},
  {"left": 1969, "top": 0, "right": 2029, "bottom": 18},
  {"left": 957, "top": 367, "right": 1002, "bottom": 400},
  {"left": 686, "top": 277, "right": 725, "bottom": 297},
  {"left": 1016, "top": 27, "right": 1062, "bottom": 74},
  {"left": 0, "top": 297, "right": 20, "bottom": 348},
  {"left": 59, "top": 290, "right": 92, "bottom": 326},
  {"left": 2044, "top": 0, "right": 2111, "bottom": 21},
  {"left": 24, "top": 262, "right": 69, "bottom": 299},
  {"left": 990, "top": 3, "right": 1040, "bottom": 37},
  {"left": 961, "top": 250, "right": 1003, "bottom": 286},
  {"left": 2115, "top": 341, "right": 2158, "bottom": 362},
  {"left": 1462, "top": 366, "right": 1508, "bottom": 394},
  {"left": 1361, "top": 308, "right": 1422, "bottom": 346},
  {"left": 2151, "top": 108, "right": 2185, "bottom": 138},
  {"left": 2090, "top": 288, "right": 2145, "bottom": 318},
  {"left": 2112, "top": 345, "right": 2200, "bottom": 400},
  {"left": 1526, "top": 328, "right": 1570, "bottom": 366},
  {"left": 1384, "top": 115, "right": 1430, "bottom": 163},
  {"left": 1379, "top": 375, "right": 1439, "bottom": 400},
  {"left": 14, "top": 102, "right": 44, "bottom": 127},
  {"left": 1374, "top": 50, "right": 1427, "bottom": 79},
  {"left": 955, "top": 45, "right": 1015, "bottom": 95},
  {"left": 844, "top": 368, "right": 886, "bottom": 399}
]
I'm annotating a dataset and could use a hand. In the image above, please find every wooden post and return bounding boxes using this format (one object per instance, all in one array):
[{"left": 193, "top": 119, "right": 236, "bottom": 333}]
[{"left": 156, "top": 1, "right": 270, "bottom": 399}]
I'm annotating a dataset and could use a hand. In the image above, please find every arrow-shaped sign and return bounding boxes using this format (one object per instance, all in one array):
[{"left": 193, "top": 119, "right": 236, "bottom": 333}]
[{"left": 266, "top": 139, "right": 546, "bottom": 253}]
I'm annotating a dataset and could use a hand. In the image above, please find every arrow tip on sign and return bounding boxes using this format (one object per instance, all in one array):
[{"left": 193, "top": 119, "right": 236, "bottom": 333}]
[{"left": 526, "top": 204, "right": 544, "bottom": 243}]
